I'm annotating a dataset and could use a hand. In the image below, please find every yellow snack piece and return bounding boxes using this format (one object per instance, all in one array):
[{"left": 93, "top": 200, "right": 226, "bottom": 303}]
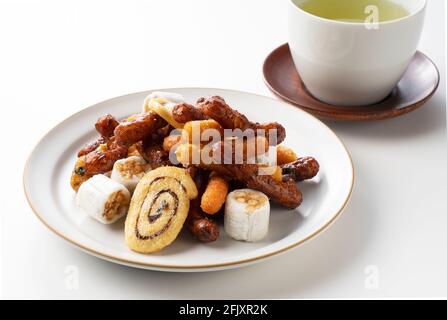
[
  {"left": 181, "top": 120, "right": 223, "bottom": 144},
  {"left": 257, "top": 164, "right": 282, "bottom": 181},
  {"left": 276, "top": 145, "right": 298, "bottom": 165},
  {"left": 144, "top": 97, "right": 184, "bottom": 129},
  {"left": 175, "top": 143, "right": 201, "bottom": 166},
  {"left": 272, "top": 165, "right": 282, "bottom": 182}
]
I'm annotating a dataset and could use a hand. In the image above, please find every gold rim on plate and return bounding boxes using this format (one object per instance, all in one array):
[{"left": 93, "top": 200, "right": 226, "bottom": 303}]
[{"left": 23, "top": 87, "right": 355, "bottom": 270}]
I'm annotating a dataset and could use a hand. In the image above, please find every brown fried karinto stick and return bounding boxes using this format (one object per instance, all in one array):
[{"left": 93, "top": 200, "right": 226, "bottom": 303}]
[
  {"left": 95, "top": 114, "right": 120, "bottom": 138},
  {"left": 197, "top": 96, "right": 249, "bottom": 129},
  {"left": 172, "top": 103, "right": 208, "bottom": 123},
  {"left": 78, "top": 114, "right": 119, "bottom": 157},
  {"left": 73, "top": 112, "right": 168, "bottom": 184},
  {"left": 197, "top": 96, "right": 286, "bottom": 144},
  {"left": 136, "top": 126, "right": 172, "bottom": 169},
  {"left": 208, "top": 136, "right": 269, "bottom": 164},
  {"left": 84, "top": 141, "right": 128, "bottom": 176},
  {"left": 173, "top": 98, "right": 286, "bottom": 144},
  {"left": 114, "top": 111, "right": 167, "bottom": 147},
  {"left": 78, "top": 137, "right": 107, "bottom": 157},
  {"left": 211, "top": 163, "right": 302, "bottom": 209},
  {"left": 84, "top": 112, "right": 166, "bottom": 175},
  {"left": 281, "top": 157, "right": 320, "bottom": 182},
  {"left": 138, "top": 143, "right": 169, "bottom": 169},
  {"left": 186, "top": 168, "right": 219, "bottom": 242},
  {"left": 255, "top": 122, "right": 286, "bottom": 145}
]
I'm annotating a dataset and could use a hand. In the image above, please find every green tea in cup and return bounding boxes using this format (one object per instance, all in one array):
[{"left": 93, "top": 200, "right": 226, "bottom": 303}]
[
  {"left": 288, "top": 0, "right": 426, "bottom": 105},
  {"left": 296, "top": 0, "right": 409, "bottom": 23}
]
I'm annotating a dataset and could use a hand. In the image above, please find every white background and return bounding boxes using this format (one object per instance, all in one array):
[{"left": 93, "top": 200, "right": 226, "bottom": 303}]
[{"left": 1, "top": 0, "right": 446, "bottom": 299}]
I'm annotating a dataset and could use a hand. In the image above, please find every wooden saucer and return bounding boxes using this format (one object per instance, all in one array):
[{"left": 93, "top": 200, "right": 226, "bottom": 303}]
[{"left": 263, "top": 43, "right": 440, "bottom": 121}]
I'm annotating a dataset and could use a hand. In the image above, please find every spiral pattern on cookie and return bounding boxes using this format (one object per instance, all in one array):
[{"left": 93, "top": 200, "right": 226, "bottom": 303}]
[{"left": 125, "top": 167, "right": 198, "bottom": 253}]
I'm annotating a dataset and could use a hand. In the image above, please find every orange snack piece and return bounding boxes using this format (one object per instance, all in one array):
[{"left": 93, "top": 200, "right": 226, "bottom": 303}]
[{"left": 200, "top": 173, "right": 229, "bottom": 215}]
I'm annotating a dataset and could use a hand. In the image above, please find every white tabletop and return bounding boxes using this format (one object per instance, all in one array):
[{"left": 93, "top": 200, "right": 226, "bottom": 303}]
[{"left": 1, "top": 0, "right": 446, "bottom": 299}]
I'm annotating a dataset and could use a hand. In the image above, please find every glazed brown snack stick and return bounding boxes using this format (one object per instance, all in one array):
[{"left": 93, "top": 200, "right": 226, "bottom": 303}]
[
  {"left": 209, "top": 136, "right": 269, "bottom": 164},
  {"left": 281, "top": 157, "right": 320, "bottom": 182},
  {"left": 173, "top": 98, "right": 286, "bottom": 144},
  {"left": 114, "top": 111, "right": 167, "bottom": 147},
  {"left": 135, "top": 126, "right": 173, "bottom": 168},
  {"left": 197, "top": 96, "right": 251, "bottom": 130},
  {"left": 81, "top": 112, "right": 167, "bottom": 175},
  {"left": 256, "top": 122, "right": 286, "bottom": 145},
  {"left": 77, "top": 114, "right": 119, "bottom": 157},
  {"left": 215, "top": 163, "right": 302, "bottom": 209},
  {"left": 172, "top": 103, "right": 208, "bottom": 123},
  {"left": 95, "top": 114, "right": 120, "bottom": 138},
  {"left": 77, "top": 137, "right": 107, "bottom": 157},
  {"left": 197, "top": 96, "right": 286, "bottom": 144},
  {"left": 210, "top": 140, "right": 301, "bottom": 208},
  {"left": 148, "top": 125, "right": 173, "bottom": 145},
  {"left": 138, "top": 144, "right": 169, "bottom": 169},
  {"left": 84, "top": 142, "right": 128, "bottom": 176},
  {"left": 75, "top": 115, "right": 124, "bottom": 180},
  {"left": 187, "top": 204, "right": 220, "bottom": 243}
]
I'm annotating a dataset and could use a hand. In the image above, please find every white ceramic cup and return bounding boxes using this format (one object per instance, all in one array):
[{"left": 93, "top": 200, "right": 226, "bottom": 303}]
[{"left": 288, "top": 0, "right": 426, "bottom": 106}]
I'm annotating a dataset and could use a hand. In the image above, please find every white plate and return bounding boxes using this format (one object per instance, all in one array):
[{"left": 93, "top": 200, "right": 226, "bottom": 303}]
[{"left": 24, "top": 88, "right": 354, "bottom": 272}]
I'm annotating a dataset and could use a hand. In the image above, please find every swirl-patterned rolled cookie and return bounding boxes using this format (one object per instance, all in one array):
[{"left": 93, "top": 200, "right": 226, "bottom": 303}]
[{"left": 125, "top": 166, "right": 198, "bottom": 253}]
